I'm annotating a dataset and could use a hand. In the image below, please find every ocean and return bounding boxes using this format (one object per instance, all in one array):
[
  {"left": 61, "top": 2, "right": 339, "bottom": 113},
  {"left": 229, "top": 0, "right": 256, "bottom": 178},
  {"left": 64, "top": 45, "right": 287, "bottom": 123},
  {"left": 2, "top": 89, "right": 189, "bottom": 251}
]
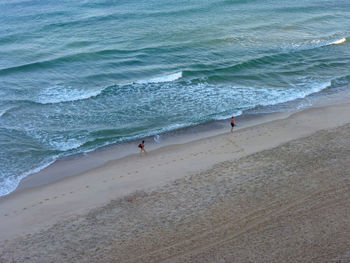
[{"left": 0, "top": 0, "right": 349, "bottom": 196}]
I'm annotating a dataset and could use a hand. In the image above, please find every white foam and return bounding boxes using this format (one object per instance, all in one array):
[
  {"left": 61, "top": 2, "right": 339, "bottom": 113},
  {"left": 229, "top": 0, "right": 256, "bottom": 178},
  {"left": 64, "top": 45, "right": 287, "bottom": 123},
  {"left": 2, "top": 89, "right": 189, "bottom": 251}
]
[
  {"left": 154, "top": 134, "right": 160, "bottom": 143},
  {"left": 36, "top": 85, "right": 104, "bottom": 104},
  {"left": 285, "top": 37, "right": 347, "bottom": 52},
  {"left": 214, "top": 110, "right": 244, "bottom": 121},
  {"left": 49, "top": 138, "right": 85, "bottom": 151},
  {"left": 259, "top": 81, "right": 331, "bottom": 107},
  {"left": 329, "top": 37, "right": 346, "bottom": 45},
  {"left": 0, "top": 158, "right": 57, "bottom": 197},
  {"left": 208, "top": 80, "right": 331, "bottom": 121},
  {"left": 136, "top": 72, "right": 182, "bottom": 84}
]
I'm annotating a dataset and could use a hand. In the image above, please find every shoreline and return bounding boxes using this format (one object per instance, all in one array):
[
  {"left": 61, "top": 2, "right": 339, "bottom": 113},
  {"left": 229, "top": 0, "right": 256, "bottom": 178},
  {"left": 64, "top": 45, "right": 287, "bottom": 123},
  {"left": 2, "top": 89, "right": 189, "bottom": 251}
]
[
  {"left": 0, "top": 98, "right": 350, "bottom": 261},
  {"left": 8, "top": 85, "right": 350, "bottom": 196},
  {"left": 0, "top": 97, "right": 349, "bottom": 240},
  {"left": 13, "top": 109, "right": 291, "bottom": 193}
]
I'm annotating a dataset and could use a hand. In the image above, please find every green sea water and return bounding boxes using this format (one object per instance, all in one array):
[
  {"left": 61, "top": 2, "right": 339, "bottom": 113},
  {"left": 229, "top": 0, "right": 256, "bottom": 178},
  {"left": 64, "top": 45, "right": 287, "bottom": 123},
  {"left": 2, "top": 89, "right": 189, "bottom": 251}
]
[{"left": 0, "top": 0, "right": 350, "bottom": 195}]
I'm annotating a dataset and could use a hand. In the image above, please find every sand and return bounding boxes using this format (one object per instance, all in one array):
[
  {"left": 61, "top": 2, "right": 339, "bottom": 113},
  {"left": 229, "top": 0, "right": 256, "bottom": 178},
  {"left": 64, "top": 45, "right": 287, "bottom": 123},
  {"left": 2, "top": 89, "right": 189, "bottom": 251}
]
[{"left": 1, "top": 101, "right": 350, "bottom": 262}]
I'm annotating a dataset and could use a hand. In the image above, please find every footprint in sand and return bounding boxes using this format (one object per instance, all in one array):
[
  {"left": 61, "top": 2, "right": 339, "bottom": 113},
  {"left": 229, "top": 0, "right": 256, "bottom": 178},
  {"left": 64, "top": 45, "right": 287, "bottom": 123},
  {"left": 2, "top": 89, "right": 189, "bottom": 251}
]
[
  {"left": 85, "top": 185, "right": 89, "bottom": 188},
  {"left": 70, "top": 191, "right": 74, "bottom": 194},
  {"left": 39, "top": 201, "right": 43, "bottom": 204},
  {"left": 22, "top": 207, "right": 27, "bottom": 210},
  {"left": 135, "top": 171, "right": 138, "bottom": 174},
  {"left": 54, "top": 196, "right": 58, "bottom": 199},
  {"left": 4, "top": 214, "right": 8, "bottom": 216},
  {"left": 45, "top": 198, "right": 50, "bottom": 201}
]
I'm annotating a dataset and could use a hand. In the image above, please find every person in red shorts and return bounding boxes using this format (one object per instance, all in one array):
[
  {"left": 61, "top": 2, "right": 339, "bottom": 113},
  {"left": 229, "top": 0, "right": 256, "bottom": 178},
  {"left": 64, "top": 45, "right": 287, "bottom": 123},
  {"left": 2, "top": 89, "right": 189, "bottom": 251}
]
[{"left": 138, "top": 140, "right": 147, "bottom": 156}]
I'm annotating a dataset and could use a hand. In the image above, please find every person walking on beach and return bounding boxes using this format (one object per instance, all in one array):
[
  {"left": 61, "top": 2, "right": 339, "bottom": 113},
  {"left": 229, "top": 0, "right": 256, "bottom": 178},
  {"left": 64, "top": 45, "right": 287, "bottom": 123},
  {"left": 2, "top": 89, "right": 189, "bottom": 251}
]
[
  {"left": 138, "top": 140, "right": 147, "bottom": 156},
  {"left": 230, "top": 116, "right": 235, "bottom": 133}
]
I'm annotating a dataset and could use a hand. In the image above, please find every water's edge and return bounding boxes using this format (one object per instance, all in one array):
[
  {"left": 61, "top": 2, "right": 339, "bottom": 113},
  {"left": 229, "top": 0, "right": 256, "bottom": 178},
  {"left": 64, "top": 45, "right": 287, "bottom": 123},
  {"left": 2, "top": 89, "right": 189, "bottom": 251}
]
[{"left": 8, "top": 85, "right": 349, "bottom": 197}]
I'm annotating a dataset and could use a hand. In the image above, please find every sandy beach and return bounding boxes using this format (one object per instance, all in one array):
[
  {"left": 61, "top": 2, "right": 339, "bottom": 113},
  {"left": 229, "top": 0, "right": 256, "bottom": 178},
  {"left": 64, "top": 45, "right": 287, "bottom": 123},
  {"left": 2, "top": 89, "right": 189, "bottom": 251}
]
[{"left": 1, "top": 100, "right": 350, "bottom": 262}]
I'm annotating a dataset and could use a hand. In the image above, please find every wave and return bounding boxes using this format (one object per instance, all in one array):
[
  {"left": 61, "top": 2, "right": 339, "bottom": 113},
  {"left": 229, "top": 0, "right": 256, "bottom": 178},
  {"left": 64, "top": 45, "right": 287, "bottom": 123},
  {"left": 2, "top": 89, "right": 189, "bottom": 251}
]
[
  {"left": 48, "top": 138, "right": 85, "bottom": 152},
  {"left": 0, "top": 107, "right": 11, "bottom": 118},
  {"left": 260, "top": 81, "right": 331, "bottom": 106},
  {"left": 289, "top": 37, "right": 347, "bottom": 50},
  {"left": 215, "top": 81, "right": 331, "bottom": 120},
  {"left": 136, "top": 72, "right": 182, "bottom": 84},
  {"left": 0, "top": 48, "right": 145, "bottom": 76},
  {"left": 328, "top": 37, "right": 347, "bottom": 45},
  {"left": 35, "top": 85, "right": 105, "bottom": 104},
  {"left": 0, "top": 104, "right": 22, "bottom": 118},
  {"left": 0, "top": 44, "right": 176, "bottom": 77},
  {"left": 30, "top": 72, "right": 182, "bottom": 105},
  {"left": 183, "top": 37, "right": 349, "bottom": 81},
  {"left": 0, "top": 157, "right": 58, "bottom": 197}
]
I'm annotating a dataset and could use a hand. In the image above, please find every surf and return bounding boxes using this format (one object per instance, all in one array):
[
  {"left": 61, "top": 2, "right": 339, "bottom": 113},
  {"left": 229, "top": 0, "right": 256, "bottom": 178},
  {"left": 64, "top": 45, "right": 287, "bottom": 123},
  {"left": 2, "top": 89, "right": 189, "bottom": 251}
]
[
  {"left": 329, "top": 38, "right": 347, "bottom": 45},
  {"left": 136, "top": 72, "right": 182, "bottom": 84},
  {"left": 34, "top": 85, "right": 105, "bottom": 104}
]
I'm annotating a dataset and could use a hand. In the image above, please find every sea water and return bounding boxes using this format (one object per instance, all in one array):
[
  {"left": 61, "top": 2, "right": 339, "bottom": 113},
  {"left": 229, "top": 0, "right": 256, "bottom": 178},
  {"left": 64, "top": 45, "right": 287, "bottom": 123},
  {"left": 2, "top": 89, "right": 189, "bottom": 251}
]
[{"left": 1, "top": 0, "right": 350, "bottom": 196}]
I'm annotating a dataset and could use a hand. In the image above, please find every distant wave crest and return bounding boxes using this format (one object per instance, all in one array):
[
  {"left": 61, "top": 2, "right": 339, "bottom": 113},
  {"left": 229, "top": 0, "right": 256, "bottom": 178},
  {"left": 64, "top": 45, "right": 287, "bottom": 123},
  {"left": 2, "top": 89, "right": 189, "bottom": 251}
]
[
  {"left": 283, "top": 37, "right": 347, "bottom": 53},
  {"left": 136, "top": 72, "right": 182, "bottom": 84}
]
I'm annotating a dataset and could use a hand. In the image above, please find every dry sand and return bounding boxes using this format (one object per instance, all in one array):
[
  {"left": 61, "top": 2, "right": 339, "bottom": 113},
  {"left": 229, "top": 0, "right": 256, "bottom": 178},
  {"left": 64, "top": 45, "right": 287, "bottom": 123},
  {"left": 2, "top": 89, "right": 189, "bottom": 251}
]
[{"left": 0, "top": 101, "right": 350, "bottom": 262}]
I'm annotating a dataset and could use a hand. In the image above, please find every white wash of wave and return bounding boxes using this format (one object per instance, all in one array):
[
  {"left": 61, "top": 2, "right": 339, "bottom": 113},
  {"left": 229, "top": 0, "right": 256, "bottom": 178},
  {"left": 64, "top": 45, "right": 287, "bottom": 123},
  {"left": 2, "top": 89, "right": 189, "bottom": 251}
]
[
  {"left": 136, "top": 72, "right": 182, "bottom": 84},
  {"left": 49, "top": 137, "right": 85, "bottom": 151},
  {"left": 261, "top": 81, "right": 331, "bottom": 106},
  {"left": 328, "top": 37, "right": 347, "bottom": 45},
  {"left": 35, "top": 85, "right": 105, "bottom": 104},
  {"left": 0, "top": 157, "right": 57, "bottom": 197},
  {"left": 27, "top": 128, "right": 86, "bottom": 152},
  {"left": 284, "top": 37, "right": 346, "bottom": 52},
  {"left": 214, "top": 81, "right": 330, "bottom": 120}
]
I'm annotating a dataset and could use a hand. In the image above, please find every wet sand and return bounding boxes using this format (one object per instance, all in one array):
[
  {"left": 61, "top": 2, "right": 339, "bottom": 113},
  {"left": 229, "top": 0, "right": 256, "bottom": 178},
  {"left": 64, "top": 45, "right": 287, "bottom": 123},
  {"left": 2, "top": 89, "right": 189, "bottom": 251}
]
[{"left": 1, "top": 101, "right": 350, "bottom": 262}]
